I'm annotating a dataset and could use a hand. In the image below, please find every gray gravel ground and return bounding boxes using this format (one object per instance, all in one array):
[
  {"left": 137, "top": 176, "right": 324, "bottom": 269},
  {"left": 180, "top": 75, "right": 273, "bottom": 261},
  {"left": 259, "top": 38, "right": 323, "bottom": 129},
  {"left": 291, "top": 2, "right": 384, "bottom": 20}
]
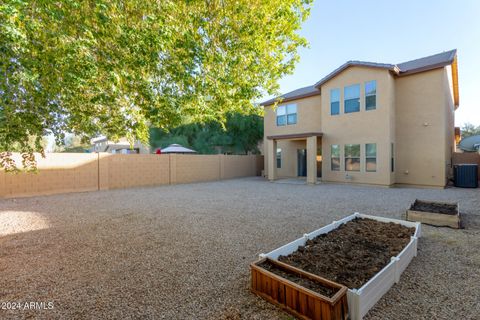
[{"left": 0, "top": 177, "right": 479, "bottom": 319}]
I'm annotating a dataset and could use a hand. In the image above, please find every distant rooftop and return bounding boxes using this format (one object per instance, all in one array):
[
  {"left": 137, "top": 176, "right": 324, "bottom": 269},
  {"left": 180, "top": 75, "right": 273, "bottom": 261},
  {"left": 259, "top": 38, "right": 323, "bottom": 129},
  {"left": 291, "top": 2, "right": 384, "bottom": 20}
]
[{"left": 260, "top": 49, "right": 457, "bottom": 106}]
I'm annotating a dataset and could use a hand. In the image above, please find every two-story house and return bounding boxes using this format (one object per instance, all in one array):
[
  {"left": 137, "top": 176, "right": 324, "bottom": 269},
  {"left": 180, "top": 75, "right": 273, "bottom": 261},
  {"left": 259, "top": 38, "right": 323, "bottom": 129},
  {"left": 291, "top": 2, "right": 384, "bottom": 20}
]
[{"left": 261, "top": 50, "right": 459, "bottom": 187}]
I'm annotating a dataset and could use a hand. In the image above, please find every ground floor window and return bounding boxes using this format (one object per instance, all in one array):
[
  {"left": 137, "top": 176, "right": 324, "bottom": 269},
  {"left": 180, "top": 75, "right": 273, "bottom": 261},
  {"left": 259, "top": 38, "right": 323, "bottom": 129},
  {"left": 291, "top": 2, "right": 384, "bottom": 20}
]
[
  {"left": 366, "top": 143, "right": 377, "bottom": 172},
  {"left": 331, "top": 144, "right": 340, "bottom": 171},
  {"left": 345, "top": 144, "right": 360, "bottom": 171},
  {"left": 276, "top": 148, "right": 282, "bottom": 168}
]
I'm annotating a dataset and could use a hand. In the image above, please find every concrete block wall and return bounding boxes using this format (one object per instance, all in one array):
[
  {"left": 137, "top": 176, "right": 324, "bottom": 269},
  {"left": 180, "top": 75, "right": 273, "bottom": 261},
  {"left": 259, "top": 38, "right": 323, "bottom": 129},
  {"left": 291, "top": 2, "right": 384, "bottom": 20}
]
[
  {"left": 103, "top": 154, "right": 170, "bottom": 190},
  {"left": 0, "top": 153, "right": 98, "bottom": 198},
  {"left": 0, "top": 153, "right": 263, "bottom": 198}
]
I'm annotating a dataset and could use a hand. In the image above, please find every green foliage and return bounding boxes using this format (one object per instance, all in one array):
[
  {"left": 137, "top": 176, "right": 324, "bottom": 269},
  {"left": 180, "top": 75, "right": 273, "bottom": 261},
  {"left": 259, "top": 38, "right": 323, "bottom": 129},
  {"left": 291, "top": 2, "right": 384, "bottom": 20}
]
[
  {"left": 150, "top": 111, "right": 264, "bottom": 155},
  {"left": 460, "top": 123, "right": 480, "bottom": 139},
  {"left": 1, "top": 0, "right": 312, "bottom": 170},
  {"left": 53, "top": 134, "right": 89, "bottom": 153}
]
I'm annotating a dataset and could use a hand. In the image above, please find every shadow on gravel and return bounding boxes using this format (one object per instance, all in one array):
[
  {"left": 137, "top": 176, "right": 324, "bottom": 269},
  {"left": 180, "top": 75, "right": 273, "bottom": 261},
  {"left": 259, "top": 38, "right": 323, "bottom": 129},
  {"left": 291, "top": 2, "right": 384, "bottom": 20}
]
[{"left": 460, "top": 213, "right": 480, "bottom": 230}]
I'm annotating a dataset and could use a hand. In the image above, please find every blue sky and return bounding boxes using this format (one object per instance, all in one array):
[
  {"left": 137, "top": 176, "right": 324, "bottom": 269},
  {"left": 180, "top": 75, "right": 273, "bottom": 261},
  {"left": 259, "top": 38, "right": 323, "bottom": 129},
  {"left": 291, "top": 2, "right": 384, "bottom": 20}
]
[{"left": 261, "top": 0, "right": 480, "bottom": 126}]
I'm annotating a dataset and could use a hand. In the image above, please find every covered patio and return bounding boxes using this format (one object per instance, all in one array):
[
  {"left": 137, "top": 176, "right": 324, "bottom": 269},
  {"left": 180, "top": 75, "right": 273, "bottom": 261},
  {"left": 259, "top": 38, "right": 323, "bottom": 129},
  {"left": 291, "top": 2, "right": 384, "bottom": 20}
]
[{"left": 266, "top": 132, "right": 323, "bottom": 184}]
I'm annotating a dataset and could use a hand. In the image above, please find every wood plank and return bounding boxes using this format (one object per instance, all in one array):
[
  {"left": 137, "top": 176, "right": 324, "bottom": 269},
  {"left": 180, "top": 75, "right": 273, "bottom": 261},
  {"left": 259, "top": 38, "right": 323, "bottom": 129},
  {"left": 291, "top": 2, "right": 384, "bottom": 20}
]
[
  {"left": 314, "top": 300, "right": 322, "bottom": 320},
  {"left": 341, "top": 296, "right": 349, "bottom": 320},
  {"left": 285, "top": 286, "right": 293, "bottom": 309},
  {"left": 271, "top": 278, "right": 278, "bottom": 300},
  {"left": 265, "top": 274, "right": 271, "bottom": 296},
  {"left": 298, "top": 291, "right": 307, "bottom": 315},
  {"left": 333, "top": 302, "right": 342, "bottom": 320},
  {"left": 258, "top": 272, "right": 264, "bottom": 293},
  {"left": 307, "top": 295, "right": 316, "bottom": 319},
  {"left": 321, "top": 301, "right": 331, "bottom": 320},
  {"left": 278, "top": 282, "right": 285, "bottom": 304},
  {"left": 406, "top": 209, "right": 460, "bottom": 228}
]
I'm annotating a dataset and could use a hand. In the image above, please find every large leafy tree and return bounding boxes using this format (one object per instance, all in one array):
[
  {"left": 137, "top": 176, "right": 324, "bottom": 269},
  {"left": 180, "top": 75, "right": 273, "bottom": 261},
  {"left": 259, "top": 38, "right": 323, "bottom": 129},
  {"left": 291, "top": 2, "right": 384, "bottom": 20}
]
[
  {"left": 150, "top": 109, "right": 264, "bottom": 155},
  {"left": 0, "top": 0, "right": 312, "bottom": 170},
  {"left": 460, "top": 123, "right": 480, "bottom": 139}
]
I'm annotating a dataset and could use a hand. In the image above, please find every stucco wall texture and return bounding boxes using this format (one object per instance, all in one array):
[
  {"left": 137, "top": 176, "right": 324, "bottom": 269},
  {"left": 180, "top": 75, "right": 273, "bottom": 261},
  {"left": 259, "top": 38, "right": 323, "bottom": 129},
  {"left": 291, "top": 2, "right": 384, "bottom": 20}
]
[
  {"left": 0, "top": 153, "right": 262, "bottom": 198},
  {"left": 264, "top": 66, "right": 457, "bottom": 187}
]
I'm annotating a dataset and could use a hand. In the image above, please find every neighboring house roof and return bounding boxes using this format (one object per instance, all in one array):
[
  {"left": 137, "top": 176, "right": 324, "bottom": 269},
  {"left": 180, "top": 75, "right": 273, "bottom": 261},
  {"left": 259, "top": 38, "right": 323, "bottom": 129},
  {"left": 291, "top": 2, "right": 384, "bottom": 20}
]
[
  {"left": 458, "top": 135, "right": 480, "bottom": 152},
  {"left": 260, "top": 49, "right": 459, "bottom": 107},
  {"left": 91, "top": 136, "right": 108, "bottom": 144},
  {"left": 160, "top": 144, "right": 197, "bottom": 154}
]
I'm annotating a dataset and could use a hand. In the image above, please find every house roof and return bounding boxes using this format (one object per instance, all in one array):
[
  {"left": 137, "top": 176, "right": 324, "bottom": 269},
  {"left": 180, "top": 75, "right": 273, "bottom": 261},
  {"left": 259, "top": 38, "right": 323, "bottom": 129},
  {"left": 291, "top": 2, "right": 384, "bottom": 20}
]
[
  {"left": 313, "top": 61, "right": 398, "bottom": 88},
  {"left": 396, "top": 49, "right": 457, "bottom": 75},
  {"left": 260, "top": 49, "right": 458, "bottom": 106},
  {"left": 259, "top": 85, "right": 320, "bottom": 106}
]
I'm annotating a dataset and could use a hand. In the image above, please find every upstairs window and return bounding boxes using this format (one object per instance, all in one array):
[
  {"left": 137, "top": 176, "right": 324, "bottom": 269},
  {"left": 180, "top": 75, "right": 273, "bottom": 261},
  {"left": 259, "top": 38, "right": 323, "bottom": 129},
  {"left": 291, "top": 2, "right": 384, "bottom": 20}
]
[
  {"left": 276, "top": 104, "right": 297, "bottom": 126},
  {"left": 365, "top": 80, "right": 377, "bottom": 110},
  {"left": 276, "top": 106, "right": 286, "bottom": 126},
  {"left": 345, "top": 144, "right": 360, "bottom": 171},
  {"left": 366, "top": 143, "right": 377, "bottom": 172},
  {"left": 344, "top": 84, "right": 360, "bottom": 113},
  {"left": 331, "top": 144, "right": 340, "bottom": 171},
  {"left": 286, "top": 104, "right": 297, "bottom": 124},
  {"left": 330, "top": 89, "right": 340, "bottom": 115}
]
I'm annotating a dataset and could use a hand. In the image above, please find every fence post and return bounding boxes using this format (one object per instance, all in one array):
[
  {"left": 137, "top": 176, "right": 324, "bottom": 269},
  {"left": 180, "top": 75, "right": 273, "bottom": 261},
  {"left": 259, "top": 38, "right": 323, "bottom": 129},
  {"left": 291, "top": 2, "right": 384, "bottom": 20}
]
[
  {"left": 219, "top": 154, "right": 225, "bottom": 180},
  {"left": 169, "top": 154, "right": 177, "bottom": 184}
]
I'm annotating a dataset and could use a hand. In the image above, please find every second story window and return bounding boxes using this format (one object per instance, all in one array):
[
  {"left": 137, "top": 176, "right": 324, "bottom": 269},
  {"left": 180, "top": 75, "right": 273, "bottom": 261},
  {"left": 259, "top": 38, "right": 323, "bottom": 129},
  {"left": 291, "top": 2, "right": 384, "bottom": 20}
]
[
  {"left": 276, "top": 106, "right": 286, "bottom": 126},
  {"left": 365, "top": 80, "right": 377, "bottom": 110},
  {"left": 276, "top": 104, "right": 297, "bottom": 126},
  {"left": 344, "top": 84, "right": 360, "bottom": 113},
  {"left": 330, "top": 89, "right": 340, "bottom": 115}
]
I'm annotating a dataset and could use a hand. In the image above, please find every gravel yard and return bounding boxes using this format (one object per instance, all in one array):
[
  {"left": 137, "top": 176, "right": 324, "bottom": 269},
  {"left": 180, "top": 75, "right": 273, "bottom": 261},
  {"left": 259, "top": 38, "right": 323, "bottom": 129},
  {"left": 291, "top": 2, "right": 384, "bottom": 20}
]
[{"left": 0, "top": 177, "right": 479, "bottom": 319}]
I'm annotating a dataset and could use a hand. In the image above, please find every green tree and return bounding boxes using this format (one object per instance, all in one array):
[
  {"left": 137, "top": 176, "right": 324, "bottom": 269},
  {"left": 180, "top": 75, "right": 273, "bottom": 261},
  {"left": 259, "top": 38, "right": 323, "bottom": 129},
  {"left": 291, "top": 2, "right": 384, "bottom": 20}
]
[
  {"left": 461, "top": 123, "right": 480, "bottom": 139},
  {"left": 1, "top": 0, "right": 312, "bottom": 170},
  {"left": 150, "top": 109, "right": 264, "bottom": 155}
]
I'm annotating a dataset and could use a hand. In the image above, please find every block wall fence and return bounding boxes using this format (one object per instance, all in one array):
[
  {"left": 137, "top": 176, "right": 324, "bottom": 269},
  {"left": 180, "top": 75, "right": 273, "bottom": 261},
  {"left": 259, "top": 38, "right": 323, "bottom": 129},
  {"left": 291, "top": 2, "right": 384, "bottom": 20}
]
[{"left": 0, "top": 153, "right": 263, "bottom": 198}]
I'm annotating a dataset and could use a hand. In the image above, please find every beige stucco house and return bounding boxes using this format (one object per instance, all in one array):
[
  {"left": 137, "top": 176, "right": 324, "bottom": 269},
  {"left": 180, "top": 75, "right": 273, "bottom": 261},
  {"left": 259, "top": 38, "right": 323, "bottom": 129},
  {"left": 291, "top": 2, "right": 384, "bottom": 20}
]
[
  {"left": 261, "top": 50, "right": 459, "bottom": 187},
  {"left": 90, "top": 136, "right": 150, "bottom": 154}
]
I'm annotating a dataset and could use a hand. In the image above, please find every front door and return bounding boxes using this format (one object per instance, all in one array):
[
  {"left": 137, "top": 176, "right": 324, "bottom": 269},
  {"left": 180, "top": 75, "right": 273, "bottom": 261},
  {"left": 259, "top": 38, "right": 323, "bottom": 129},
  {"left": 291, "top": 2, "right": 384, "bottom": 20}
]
[{"left": 297, "top": 149, "right": 307, "bottom": 177}]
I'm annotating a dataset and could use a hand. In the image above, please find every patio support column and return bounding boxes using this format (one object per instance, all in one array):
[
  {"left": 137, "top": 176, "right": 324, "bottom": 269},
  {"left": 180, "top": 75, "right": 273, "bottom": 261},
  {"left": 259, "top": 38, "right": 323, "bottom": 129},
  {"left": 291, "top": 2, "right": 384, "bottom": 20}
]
[
  {"left": 267, "top": 139, "right": 277, "bottom": 181},
  {"left": 306, "top": 136, "right": 317, "bottom": 184}
]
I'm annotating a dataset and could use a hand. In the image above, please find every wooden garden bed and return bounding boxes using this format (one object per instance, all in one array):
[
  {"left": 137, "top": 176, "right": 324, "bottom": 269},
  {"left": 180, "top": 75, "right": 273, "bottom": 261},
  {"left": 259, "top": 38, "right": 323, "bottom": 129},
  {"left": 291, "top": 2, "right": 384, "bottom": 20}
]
[
  {"left": 251, "top": 258, "right": 348, "bottom": 320},
  {"left": 406, "top": 199, "right": 461, "bottom": 229}
]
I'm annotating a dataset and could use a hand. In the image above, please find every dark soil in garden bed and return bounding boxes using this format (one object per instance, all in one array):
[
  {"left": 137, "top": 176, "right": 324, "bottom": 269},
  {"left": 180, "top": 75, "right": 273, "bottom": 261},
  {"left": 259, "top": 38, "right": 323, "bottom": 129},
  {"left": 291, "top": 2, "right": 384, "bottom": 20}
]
[
  {"left": 278, "top": 218, "right": 415, "bottom": 289},
  {"left": 410, "top": 200, "right": 458, "bottom": 215},
  {"left": 258, "top": 259, "right": 338, "bottom": 298}
]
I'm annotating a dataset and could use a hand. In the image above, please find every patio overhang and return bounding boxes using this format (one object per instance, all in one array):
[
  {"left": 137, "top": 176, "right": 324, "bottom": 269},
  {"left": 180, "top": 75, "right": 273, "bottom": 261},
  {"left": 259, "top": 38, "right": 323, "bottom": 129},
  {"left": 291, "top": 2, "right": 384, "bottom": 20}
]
[
  {"left": 266, "top": 132, "right": 323, "bottom": 140},
  {"left": 266, "top": 132, "right": 322, "bottom": 185}
]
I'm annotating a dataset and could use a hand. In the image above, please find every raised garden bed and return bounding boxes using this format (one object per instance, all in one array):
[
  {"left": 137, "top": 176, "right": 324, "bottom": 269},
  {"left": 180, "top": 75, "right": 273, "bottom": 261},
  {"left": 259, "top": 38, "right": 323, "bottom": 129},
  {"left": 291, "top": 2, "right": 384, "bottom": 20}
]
[
  {"left": 253, "top": 213, "right": 421, "bottom": 320},
  {"left": 251, "top": 258, "right": 348, "bottom": 320},
  {"left": 406, "top": 199, "right": 461, "bottom": 229}
]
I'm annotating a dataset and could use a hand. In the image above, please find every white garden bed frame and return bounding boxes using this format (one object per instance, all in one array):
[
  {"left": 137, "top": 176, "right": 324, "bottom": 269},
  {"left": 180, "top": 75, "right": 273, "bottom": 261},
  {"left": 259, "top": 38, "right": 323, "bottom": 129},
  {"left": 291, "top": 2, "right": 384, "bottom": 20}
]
[{"left": 259, "top": 213, "right": 421, "bottom": 320}]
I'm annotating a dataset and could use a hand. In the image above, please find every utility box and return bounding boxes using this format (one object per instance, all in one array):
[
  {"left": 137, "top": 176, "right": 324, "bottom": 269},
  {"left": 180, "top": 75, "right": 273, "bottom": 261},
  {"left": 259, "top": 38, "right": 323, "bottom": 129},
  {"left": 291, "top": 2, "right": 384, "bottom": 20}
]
[{"left": 454, "top": 164, "right": 478, "bottom": 188}]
